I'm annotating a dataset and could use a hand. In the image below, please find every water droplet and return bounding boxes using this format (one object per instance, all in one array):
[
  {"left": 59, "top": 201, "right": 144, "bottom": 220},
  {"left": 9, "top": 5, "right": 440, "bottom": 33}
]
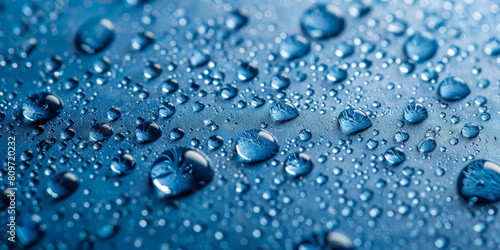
[
  {"left": 47, "top": 172, "right": 79, "bottom": 199},
  {"left": 457, "top": 160, "right": 500, "bottom": 204},
  {"left": 404, "top": 103, "right": 428, "bottom": 123},
  {"left": 75, "top": 18, "right": 115, "bottom": 54},
  {"left": 107, "top": 106, "right": 121, "bottom": 121},
  {"left": 270, "top": 100, "right": 299, "bottom": 122},
  {"left": 403, "top": 31, "right": 438, "bottom": 62},
  {"left": 270, "top": 73, "right": 291, "bottom": 90},
  {"left": 89, "top": 123, "right": 114, "bottom": 142},
  {"left": 462, "top": 123, "right": 479, "bottom": 138},
  {"left": 131, "top": 31, "right": 155, "bottom": 51},
  {"left": 278, "top": 34, "right": 310, "bottom": 60},
  {"left": 326, "top": 66, "right": 347, "bottom": 83},
  {"left": 135, "top": 121, "right": 161, "bottom": 143},
  {"left": 150, "top": 147, "right": 213, "bottom": 197},
  {"left": 299, "top": 129, "right": 312, "bottom": 141},
  {"left": 235, "top": 129, "right": 279, "bottom": 163},
  {"left": 284, "top": 152, "right": 313, "bottom": 178},
  {"left": 220, "top": 84, "right": 238, "bottom": 100},
  {"left": 338, "top": 108, "right": 372, "bottom": 134},
  {"left": 438, "top": 76, "right": 471, "bottom": 101},
  {"left": 17, "top": 214, "right": 44, "bottom": 246},
  {"left": 22, "top": 92, "right": 63, "bottom": 123},
  {"left": 159, "top": 102, "right": 176, "bottom": 118},
  {"left": 237, "top": 62, "right": 258, "bottom": 82},
  {"left": 170, "top": 127, "right": 185, "bottom": 141},
  {"left": 189, "top": 49, "right": 210, "bottom": 67},
  {"left": 300, "top": 4, "right": 345, "bottom": 40},
  {"left": 384, "top": 147, "right": 405, "bottom": 166},
  {"left": 161, "top": 79, "right": 179, "bottom": 94},
  {"left": 483, "top": 37, "right": 500, "bottom": 56},
  {"left": 207, "top": 135, "right": 223, "bottom": 150},
  {"left": 225, "top": 10, "right": 248, "bottom": 30},
  {"left": 111, "top": 153, "right": 136, "bottom": 175},
  {"left": 417, "top": 137, "right": 436, "bottom": 153}
]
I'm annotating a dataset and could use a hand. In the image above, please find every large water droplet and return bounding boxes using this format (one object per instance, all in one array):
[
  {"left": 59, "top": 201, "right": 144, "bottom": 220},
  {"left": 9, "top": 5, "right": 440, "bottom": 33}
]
[
  {"left": 457, "top": 160, "right": 500, "bottom": 204},
  {"left": 235, "top": 129, "right": 279, "bottom": 163},
  {"left": 403, "top": 102, "right": 428, "bottom": 123},
  {"left": 278, "top": 34, "right": 310, "bottom": 60},
  {"left": 111, "top": 153, "right": 136, "bottom": 175},
  {"left": 22, "top": 92, "right": 63, "bottom": 123},
  {"left": 150, "top": 147, "right": 213, "bottom": 197},
  {"left": 270, "top": 100, "right": 299, "bottom": 122},
  {"left": 136, "top": 121, "right": 162, "bottom": 143},
  {"left": 237, "top": 62, "right": 258, "bottom": 82},
  {"left": 384, "top": 147, "right": 405, "bottom": 166},
  {"left": 271, "top": 73, "right": 291, "bottom": 90},
  {"left": 403, "top": 31, "right": 438, "bottom": 62},
  {"left": 300, "top": 4, "right": 345, "bottom": 40},
  {"left": 47, "top": 172, "right": 79, "bottom": 199},
  {"left": 284, "top": 152, "right": 313, "bottom": 178},
  {"left": 417, "top": 137, "right": 436, "bottom": 153},
  {"left": 189, "top": 49, "right": 210, "bottom": 67},
  {"left": 131, "top": 31, "right": 155, "bottom": 51},
  {"left": 338, "top": 108, "right": 372, "bottom": 134},
  {"left": 75, "top": 18, "right": 115, "bottom": 54},
  {"left": 326, "top": 66, "right": 347, "bottom": 83},
  {"left": 17, "top": 214, "right": 44, "bottom": 246},
  {"left": 225, "top": 9, "right": 248, "bottom": 30},
  {"left": 89, "top": 123, "right": 114, "bottom": 142},
  {"left": 438, "top": 76, "right": 471, "bottom": 101},
  {"left": 483, "top": 37, "right": 500, "bottom": 56},
  {"left": 462, "top": 123, "right": 479, "bottom": 138}
]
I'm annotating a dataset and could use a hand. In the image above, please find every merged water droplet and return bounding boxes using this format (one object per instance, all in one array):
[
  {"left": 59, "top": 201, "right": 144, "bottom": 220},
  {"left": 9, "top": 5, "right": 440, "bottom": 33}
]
[
  {"left": 22, "top": 92, "right": 63, "bottom": 123},
  {"left": 457, "top": 160, "right": 500, "bottom": 204},
  {"left": 300, "top": 4, "right": 345, "bottom": 40},
  {"left": 270, "top": 100, "right": 299, "bottom": 122},
  {"left": 384, "top": 147, "right": 405, "bottom": 166},
  {"left": 284, "top": 152, "right": 313, "bottom": 178},
  {"left": 89, "top": 123, "right": 114, "bottom": 142},
  {"left": 437, "top": 76, "right": 471, "bottom": 101},
  {"left": 47, "top": 172, "right": 79, "bottom": 199},
  {"left": 150, "top": 147, "right": 214, "bottom": 197},
  {"left": 75, "top": 18, "right": 115, "bottom": 54},
  {"left": 111, "top": 153, "right": 136, "bottom": 175},
  {"left": 278, "top": 34, "right": 310, "bottom": 60},
  {"left": 403, "top": 103, "right": 428, "bottom": 123},
  {"left": 338, "top": 108, "right": 372, "bottom": 134},
  {"left": 235, "top": 129, "right": 279, "bottom": 163},
  {"left": 403, "top": 31, "right": 438, "bottom": 62},
  {"left": 136, "top": 121, "right": 162, "bottom": 143}
]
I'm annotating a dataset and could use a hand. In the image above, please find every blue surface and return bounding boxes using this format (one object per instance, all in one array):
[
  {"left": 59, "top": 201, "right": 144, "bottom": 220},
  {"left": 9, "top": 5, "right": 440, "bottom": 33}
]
[{"left": 1, "top": 0, "right": 500, "bottom": 249}]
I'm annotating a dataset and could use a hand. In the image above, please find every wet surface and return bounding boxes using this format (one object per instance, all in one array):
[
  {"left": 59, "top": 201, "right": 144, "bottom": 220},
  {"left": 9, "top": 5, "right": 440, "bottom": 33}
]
[{"left": 1, "top": 0, "right": 500, "bottom": 249}]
